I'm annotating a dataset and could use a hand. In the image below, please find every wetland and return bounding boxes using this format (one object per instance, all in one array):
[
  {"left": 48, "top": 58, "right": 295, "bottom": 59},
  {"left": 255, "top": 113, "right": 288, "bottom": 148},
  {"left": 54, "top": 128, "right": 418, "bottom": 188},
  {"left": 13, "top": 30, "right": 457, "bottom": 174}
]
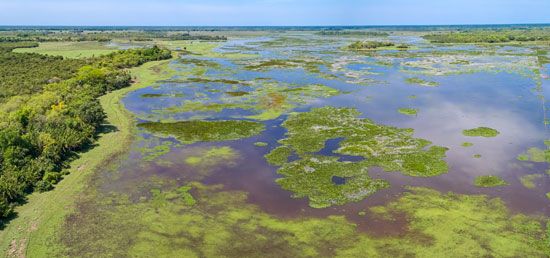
[{"left": 2, "top": 25, "right": 550, "bottom": 257}]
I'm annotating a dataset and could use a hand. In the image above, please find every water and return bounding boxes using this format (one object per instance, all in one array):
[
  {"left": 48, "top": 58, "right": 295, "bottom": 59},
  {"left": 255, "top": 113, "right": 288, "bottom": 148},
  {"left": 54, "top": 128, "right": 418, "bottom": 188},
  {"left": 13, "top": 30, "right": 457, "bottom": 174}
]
[{"left": 86, "top": 31, "right": 550, "bottom": 237}]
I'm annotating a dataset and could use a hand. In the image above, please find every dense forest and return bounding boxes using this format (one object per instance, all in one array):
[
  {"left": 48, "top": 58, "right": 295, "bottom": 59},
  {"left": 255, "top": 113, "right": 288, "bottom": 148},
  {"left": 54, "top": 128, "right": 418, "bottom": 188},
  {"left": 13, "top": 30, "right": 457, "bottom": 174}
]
[
  {"left": 0, "top": 43, "right": 171, "bottom": 223},
  {"left": 0, "top": 30, "right": 227, "bottom": 43},
  {"left": 423, "top": 29, "right": 550, "bottom": 43}
]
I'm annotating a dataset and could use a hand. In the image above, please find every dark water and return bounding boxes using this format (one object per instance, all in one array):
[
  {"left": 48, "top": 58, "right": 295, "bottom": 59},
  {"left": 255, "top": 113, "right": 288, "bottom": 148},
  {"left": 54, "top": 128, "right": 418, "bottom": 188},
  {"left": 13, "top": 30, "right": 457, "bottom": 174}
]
[{"left": 113, "top": 32, "right": 550, "bottom": 235}]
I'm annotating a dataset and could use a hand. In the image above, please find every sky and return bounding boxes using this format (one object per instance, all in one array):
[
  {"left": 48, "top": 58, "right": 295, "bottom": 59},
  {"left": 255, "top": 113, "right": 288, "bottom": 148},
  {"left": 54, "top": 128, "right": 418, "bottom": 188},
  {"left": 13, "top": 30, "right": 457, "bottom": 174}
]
[{"left": 0, "top": 0, "right": 549, "bottom": 26}]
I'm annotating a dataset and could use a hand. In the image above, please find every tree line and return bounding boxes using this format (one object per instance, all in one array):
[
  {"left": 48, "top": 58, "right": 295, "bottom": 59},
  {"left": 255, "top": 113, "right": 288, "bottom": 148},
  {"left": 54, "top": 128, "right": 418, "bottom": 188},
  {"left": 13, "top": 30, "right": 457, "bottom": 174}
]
[
  {"left": 0, "top": 44, "right": 171, "bottom": 223},
  {"left": 423, "top": 29, "right": 550, "bottom": 43}
]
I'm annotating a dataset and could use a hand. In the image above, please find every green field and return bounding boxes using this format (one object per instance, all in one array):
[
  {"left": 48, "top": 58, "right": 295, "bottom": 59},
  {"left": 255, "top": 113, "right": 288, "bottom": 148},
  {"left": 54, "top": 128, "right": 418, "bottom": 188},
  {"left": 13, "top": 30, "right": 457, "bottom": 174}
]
[{"left": 13, "top": 41, "right": 118, "bottom": 58}]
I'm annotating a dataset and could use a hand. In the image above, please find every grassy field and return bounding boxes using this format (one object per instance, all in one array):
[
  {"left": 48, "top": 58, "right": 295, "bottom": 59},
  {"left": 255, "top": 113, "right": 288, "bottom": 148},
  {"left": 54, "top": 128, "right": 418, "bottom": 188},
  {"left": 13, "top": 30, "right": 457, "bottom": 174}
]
[
  {"left": 0, "top": 58, "right": 176, "bottom": 257},
  {"left": 1, "top": 41, "right": 249, "bottom": 257},
  {"left": 13, "top": 41, "right": 118, "bottom": 58},
  {"left": 0, "top": 41, "right": 249, "bottom": 257}
]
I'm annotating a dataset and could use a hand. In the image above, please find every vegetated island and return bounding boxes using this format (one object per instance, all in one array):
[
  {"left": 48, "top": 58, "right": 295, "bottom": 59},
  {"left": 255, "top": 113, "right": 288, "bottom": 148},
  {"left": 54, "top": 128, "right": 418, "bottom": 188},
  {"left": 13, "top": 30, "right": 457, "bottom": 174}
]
[
  {"left": 474, "top": 175, "right": 508, "bottom": 188},
  {"left": 348, "top": 41, "right": 410, "bottom": 50},
  {"left": 463, "top": 127, "right": 500, "bottom": 137}
]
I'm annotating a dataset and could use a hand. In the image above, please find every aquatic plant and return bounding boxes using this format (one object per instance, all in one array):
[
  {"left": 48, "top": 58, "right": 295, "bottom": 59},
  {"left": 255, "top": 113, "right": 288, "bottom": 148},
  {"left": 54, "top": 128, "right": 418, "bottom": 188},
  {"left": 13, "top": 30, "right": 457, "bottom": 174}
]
[
  {"left": 158, "top": 82, "right": 341, "bottom": 121},
  {"left": 264, "top": 146, "right": 293, "bottom": 166},
  {"left": 184, "top": 146, "right": 239, "bottom": 168},
  {"left": 474, "top": 175, "right": 508, "bottom": 187},
  {"left": 254, "top": 142, "right": 268, "bottom": 147},
  {"left": 517, "top": 142, "right": 550, "bottom": 163},
  {"left": 463, "top": 127, "right": 500, "bottom": 137},
  {"left": 61, "top": 182, "right": 550, "bottom": 257},
  {"left": 461, "top": 142, "right": 474, "bottom": 147},
  {"left": 276, "top": 156, "right": 390, "bottom": 208},
  {"left": 405, "top": 77, "right": 439, "bottom": 87},
  {"left": 244, "top": 58, "right": 325, "bottom": 74},
  {"left": 520, "top": 174, "right": 543, "bottom": 189},
  {"left": 398, "top": 108, "right": 418, "bottom": 116},
  {"left": 265, "top": 106, "right": 449, "bottom": 207},
  {"left": 138, "top": 120, "right": 265, "bottom": 144}
]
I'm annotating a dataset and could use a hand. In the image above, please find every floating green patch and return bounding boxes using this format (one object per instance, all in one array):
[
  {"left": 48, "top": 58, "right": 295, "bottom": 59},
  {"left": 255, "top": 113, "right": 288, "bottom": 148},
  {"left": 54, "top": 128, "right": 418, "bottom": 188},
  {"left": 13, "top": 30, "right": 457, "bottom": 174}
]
[
  {"left": 179, "top": 58, "right": 221, "bottom": 69},
  {"left": 520, "top": 174, "right": 544, "bottom": 189},
  {"left": 158, "top": 82, "right": 341, "bottom": 121},
  {"left": 474, "top": 175, "right": 508, "bottom": 188},
  {"left": 276, "top": 156, "right": 390, "bottom": 208},
  {"left": 349, "top": 187, "right": 550, "bottom": 257},
  {"left": 463, "top": 127, "right": 500, "bottom": 137},
  {"left": 225, "top": 91, "right": 249, "bottom": 96},
  {"left": 265, "top": 106, "right": 448, "bottom": 207},
  {"left": 405, "top": 77, "right": 439, "bottom": 87},
  {"left": 183, "top": 77, "right": 242, "bottom": 85},
  {"left": 461, "top": 142, "right": 474, "bottom": 147},
  {"left": 138, "top": 120, "right": 265, "bottom": 144},
  {"left": 184, "top": 146, "right": 239, "bottom": 168},
  {"left": 517, "top": 146, "right": 550, "bottom": 163},
  {"left": 264, "top": 146, "right": 293, "bottom": 166},
  {"left": 62, "top": 182, "right": 550, "bottom": 257},
  {"left": 254, "top": 142, "right": 268, "bottom": 147},
  {"left": 398, "top": 108, "right": 418, "bottom": 116},
  {"left": 244, "top": 58, "right": 325, "bottom": 74},
  {"left": 141, "top": 93, "right": 184, "bottom": 98},
  {"left": 473, "top": 154, "right": 482, "bottom": 158}
]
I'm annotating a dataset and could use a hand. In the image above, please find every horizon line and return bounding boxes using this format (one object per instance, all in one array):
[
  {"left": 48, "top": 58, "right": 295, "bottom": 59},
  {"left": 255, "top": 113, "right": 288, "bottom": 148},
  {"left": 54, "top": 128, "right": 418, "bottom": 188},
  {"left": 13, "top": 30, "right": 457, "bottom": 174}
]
[{"left": 1, "top": 22, "right": 550, "bottom": 28}]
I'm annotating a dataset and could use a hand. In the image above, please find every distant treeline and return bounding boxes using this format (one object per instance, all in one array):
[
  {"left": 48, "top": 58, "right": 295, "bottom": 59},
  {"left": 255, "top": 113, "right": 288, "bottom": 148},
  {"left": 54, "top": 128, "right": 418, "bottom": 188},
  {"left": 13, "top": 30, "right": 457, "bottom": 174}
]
[
  {"left": 0, "top": 31, "right": 227, "bottom": 43},
  {"left": 423, "top": 29, "right": 550, "bottom": 43},
  {"left": 0, "top": 43, "right": 171, "bottom": 223},
  {"left": 317, "top": 30, "right": 389, "bottom": 36},
  {"left": 1, "top": 24, "right": 549, "bottom": 32}
]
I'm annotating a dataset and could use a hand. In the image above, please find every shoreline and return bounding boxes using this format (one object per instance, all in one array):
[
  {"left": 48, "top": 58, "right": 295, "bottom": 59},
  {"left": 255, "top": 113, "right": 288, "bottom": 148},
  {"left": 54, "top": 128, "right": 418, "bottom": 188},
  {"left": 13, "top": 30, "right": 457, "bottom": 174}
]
[{"left": 0, "top": 58, "right": 175, "bottom": 257}]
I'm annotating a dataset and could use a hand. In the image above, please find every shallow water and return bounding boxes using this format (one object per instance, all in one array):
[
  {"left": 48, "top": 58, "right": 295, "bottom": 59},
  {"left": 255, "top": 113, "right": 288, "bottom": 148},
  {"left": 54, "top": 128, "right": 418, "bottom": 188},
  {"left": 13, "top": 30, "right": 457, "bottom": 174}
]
[{"left": 96, "top": 32, "right": 550, "bottom": 237}]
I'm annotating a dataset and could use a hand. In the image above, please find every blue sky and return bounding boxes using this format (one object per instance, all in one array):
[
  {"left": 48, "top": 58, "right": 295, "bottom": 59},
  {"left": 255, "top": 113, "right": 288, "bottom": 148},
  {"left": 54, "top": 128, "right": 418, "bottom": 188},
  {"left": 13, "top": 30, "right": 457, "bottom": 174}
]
[{"left": 0, "top": 0, "right": 549, "bottom": 26}]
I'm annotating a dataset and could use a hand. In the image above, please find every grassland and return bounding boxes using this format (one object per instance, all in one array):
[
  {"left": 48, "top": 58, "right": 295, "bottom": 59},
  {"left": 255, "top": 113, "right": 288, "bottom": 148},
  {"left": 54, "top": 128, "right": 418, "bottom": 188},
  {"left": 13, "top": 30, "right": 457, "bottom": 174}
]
[
  {"left": 0, "top": 57, "right": 176, "bottom": 257},
  {"left": 13, "top": 41, "right": 119, "bottom": 58}
]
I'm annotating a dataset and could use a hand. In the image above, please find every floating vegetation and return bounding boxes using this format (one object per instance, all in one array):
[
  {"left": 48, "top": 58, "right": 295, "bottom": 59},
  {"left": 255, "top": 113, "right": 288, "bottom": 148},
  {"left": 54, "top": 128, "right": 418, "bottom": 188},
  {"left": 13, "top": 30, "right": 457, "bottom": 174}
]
[
  {"left": 398, "top": 108, "right": 418, "bottom": 116},
  {"left": 158, "top": 82, "right": 341, "bottom": 121},
  {"left": 264, "top": 146, "right": 293, "bottom": 166},
  {"left": 405, "top": 77, "right": 439, "bottom": 87},
  {"left": 461, "top": 142, "right": 474, "bottom": 147},
  {"left": 463, "top": 127, "right": 500, "bottom": 137},
  {"left": 225, "top": 91, "right": 249, "bottom": 97},
  {"left": 178, "top": 58, "right": 221, "bottom": 68},
  {"left": 400, "top": 54, "right": 540, "bottom": 79},
  {"left": 265, "top": 107, "right": 448, "bottom": 207},
  {"left": 276, "top": 156, "right": 390, "bottom": 208},
  {"left": 184, "top": 146, "right": 239, "bottom": 168},
  {"left": 244, "top": 58, "right": 326, "bottom": 74},
  {"left": 138, "top": 120, "right": 265, "bottom": 144},
  {"left": 358, "top": 187, "right": 550, "bottom": 257},
  {"left": 141, "top": 93, "right": 184, "bottom": 98},
  {"left": 520, "top": 174, "right": 544, "bottom": 189},
  {"left": 317, "top": 30, "right": 389, "bottom": 37},
  {"left": 61, "top": 178, "right": 550, "bottom": 257},
  {"left": 474, "top": 154, "right": 482, "bottom": 158},
  {"left": 253, "top": 142, "right": 268, "bottom": 147},
  {"left": 517, "top": 141, "right": 550, "bottom": 163},
  {"left": 184, "top": 77, "right": 242, "bottom": 85},
  {"left": 474, "top": 175, "right": 508, "bottom": 187}
]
